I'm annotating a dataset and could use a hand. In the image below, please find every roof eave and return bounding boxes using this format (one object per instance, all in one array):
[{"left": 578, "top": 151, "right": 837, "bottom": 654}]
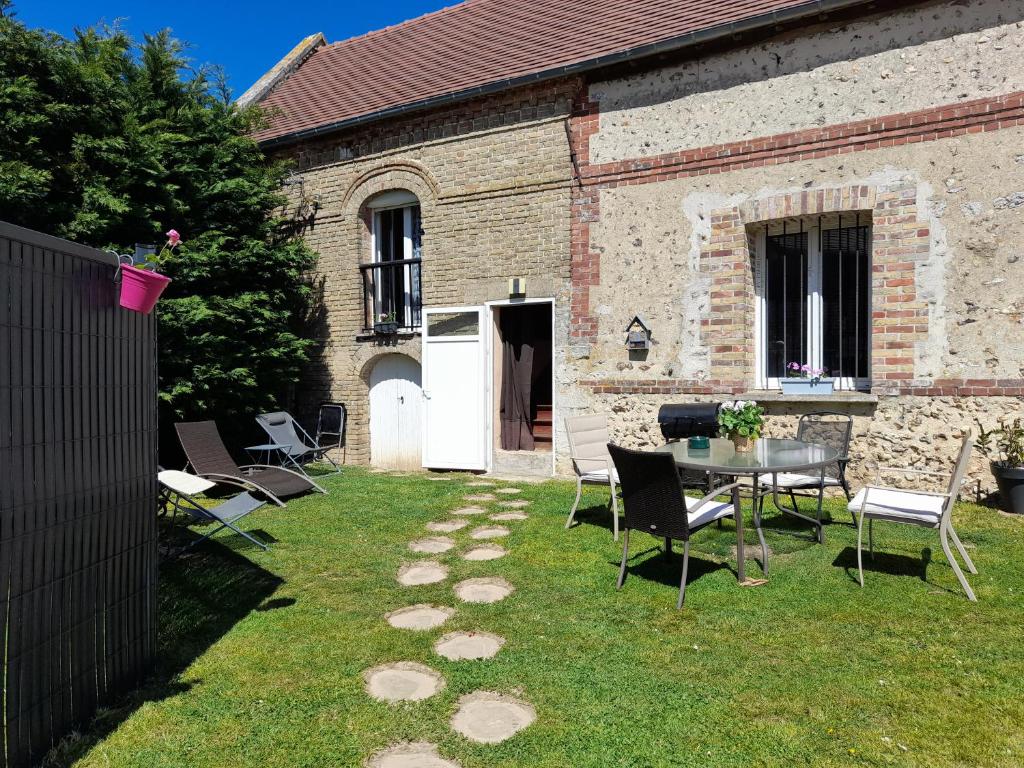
[{"left": 257, "top": 0, "right": 877, "bottom": 150}]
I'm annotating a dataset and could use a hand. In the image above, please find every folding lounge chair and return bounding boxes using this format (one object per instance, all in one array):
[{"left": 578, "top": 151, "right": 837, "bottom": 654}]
[
  {"left": 158, "top": 469, "right": 271, "bottom": 550},
  {"left": 175, "top": 420, "right": 326, "bottom": 505},
  {"left": 255, "top": 410, "right": 342, "bottom": 475}
]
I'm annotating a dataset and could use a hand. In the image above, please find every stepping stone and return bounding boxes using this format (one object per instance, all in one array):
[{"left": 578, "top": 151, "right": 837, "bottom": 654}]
[
  {"left": 450, "top": 691, "right": 536, "bottom": 743},
  {"left": 463, "top": 494, "right": 496, "bottom": 502},
  {"left": 386, "top": 604, "right": 454, "bottom": 631},
  {"left": 465, "top": 480, "right": 495, "bottom": 487},
  {"left": 364, "top": 662, "right": 444, "bottom": 703},
  {"left": 397, "top": 561, "right": 448, "bottom": 586},
  {"left": 496, "top": 488, "right": 522, "bottom": 495},
  {"left": 462, "top": 544, "right": 507, "bottom": 561},
  {"left": 454, "top": 577, "right": 514, "bottom": 604},
  {"left": 409, "top": 536, "right": 456, "bottom": 554},
  {"left": 366, "top": 742, "right": 461, "bottom": 768},
  {"left": 470, "top": 525, "right": 510, "bottom": 540},
  {"left": 489, "top": 512, "right": 528, "bottom": 522},
  {"left": 434, "top": 631, "right": 505, "bottom": 661},
  {"left": 426, "top": 519, "right": 470, "bottom": 533},
  {"left": 428, "top": 476, "right": 452, "bottom": 482},
  {"left": 451, "top": 506, "right": 488, "bottom": 516},
  {"left": 498, "top": 500, "right": 530, "bottom": 509}
]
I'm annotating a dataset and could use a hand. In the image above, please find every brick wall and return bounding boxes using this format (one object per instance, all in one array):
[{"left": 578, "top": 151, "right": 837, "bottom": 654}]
[{"left": 272, "top": 82, "right": 576, "bottom": 465}]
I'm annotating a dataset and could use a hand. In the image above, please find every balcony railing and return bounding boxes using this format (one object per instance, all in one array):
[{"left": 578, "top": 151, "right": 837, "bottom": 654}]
[{"left": 359, "top": 258, "right": 422, "bottom": 332}]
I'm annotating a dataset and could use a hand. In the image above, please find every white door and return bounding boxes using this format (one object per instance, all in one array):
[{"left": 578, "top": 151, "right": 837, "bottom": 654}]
[
  {"left": 422, "top": 307, "right": 488, "bottom": 470},
  {"left": 369, "top": 354, "right": 422, "bottom": 470}
]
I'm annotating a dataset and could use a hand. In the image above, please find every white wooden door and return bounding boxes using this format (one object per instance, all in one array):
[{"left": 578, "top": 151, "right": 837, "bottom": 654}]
[
  {"left": 369, "top": 354, "right": 422, "bottom": 470},
  {"left": 421, "top": 307, "right": 487, "bottom": 470}
]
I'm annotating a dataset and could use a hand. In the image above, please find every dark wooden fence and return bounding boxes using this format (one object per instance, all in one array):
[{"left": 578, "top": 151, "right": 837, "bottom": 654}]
[{"left": 0, "top": 221, "right": 158, "bottom": 767}]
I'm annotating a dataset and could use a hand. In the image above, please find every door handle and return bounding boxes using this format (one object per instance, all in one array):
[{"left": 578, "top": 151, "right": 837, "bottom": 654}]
[{"left": 398, "top": 395, "right": 405, "bottom": 404}]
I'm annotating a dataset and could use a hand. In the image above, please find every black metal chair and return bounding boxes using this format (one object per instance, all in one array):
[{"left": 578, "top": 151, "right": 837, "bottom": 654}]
[
  {"left": 755, "top": 411, "right": 854, "bottom": 539},
  {"left": 607, "top": 444, "right": 745, "bottom": 609}
]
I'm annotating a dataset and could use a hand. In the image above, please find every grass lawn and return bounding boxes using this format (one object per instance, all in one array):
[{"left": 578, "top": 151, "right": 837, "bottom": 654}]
[{"left": 50, "top": 468, "right": 1024, "bottom": 767}]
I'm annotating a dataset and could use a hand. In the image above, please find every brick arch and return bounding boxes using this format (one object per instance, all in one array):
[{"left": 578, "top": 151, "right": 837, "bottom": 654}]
[
  {"left": 355, "top": 347, "right": 422, "bottom": 387},
  {"left": 341, "top": 161, "right": 439, "bottom": 214},
  {"left": 738, "top": 185, "right": 877, "bottom": 224}
]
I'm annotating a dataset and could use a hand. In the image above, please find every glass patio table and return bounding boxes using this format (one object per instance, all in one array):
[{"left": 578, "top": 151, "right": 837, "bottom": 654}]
[{"left": 655, "top": 438, "right": 838, "bottom": 582}]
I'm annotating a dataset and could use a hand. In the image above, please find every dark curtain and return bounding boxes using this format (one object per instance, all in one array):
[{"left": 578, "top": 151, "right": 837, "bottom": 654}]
[{"left": 500, "top": 312, "right": 535, "bottom": 451}]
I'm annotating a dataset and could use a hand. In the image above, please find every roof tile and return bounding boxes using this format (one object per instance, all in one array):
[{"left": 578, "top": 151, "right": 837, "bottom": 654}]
[{"left": 253, "top": 0, "right": 820, "bottom": 143}]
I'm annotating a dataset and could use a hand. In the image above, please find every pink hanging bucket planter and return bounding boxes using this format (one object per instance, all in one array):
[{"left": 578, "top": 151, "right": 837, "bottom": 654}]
[{"left": 119, "top": 264, "right": 171, "bottom": 314}]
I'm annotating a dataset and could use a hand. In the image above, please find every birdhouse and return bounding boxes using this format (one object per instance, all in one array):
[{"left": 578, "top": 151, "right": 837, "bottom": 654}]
[{"left": 625, "top": 314, "right": 652, "bottom": 350}]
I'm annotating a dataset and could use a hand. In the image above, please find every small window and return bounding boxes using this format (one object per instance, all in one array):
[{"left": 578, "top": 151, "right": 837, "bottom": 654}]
[
  {"left": 362, "top": 194, "right": 423, "bottom": 330},
  {"left": 755, "top": 215, "right": 871, "bottom": 390}
]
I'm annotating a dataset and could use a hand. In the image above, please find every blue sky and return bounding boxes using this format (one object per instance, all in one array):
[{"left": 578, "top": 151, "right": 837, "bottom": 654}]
[{"left": 12, "top": 0, "right": 458, "bottom": 96}]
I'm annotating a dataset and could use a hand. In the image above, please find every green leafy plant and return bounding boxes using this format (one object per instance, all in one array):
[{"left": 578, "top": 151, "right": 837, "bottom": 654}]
[
  {"left": 717, "top": 400, "right": 765, "bottom": 439},
  {"left": 976, "top": 418, "right": 1024, "bottom": 468},
  {"left": 0, "top": 8, "right": 319, "bottom": 455}
]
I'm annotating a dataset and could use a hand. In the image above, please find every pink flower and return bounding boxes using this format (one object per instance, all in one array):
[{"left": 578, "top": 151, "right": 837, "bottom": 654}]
[{"left": 166, "top": 229, "right": 181, "bottom": 247}]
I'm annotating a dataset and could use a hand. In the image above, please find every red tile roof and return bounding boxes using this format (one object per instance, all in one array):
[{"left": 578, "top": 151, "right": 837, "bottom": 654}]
[{"left": 253, "top": 0, "right": 843, "bottom": 145}]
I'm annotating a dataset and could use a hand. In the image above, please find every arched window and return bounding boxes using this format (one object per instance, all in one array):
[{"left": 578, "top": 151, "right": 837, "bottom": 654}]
[{"left": 363, "top": 190, "right": 422, "bottom": 331}]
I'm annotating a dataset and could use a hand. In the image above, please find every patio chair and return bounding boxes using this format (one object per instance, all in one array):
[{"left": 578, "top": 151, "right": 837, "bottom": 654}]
[
  {"left": 158, "top": 469, "right": 271, "bottom": 551},
  {"left": 608, "top": 443, "right": 745, "bottom": 609},
  {"left": 315, "top": 402, "right": 347, "bottom": 464},
  {"left": 848, "top": 433, "right": 978, "bottom": 601},
  {"left": 256, "top": 410, "right": 342, "bottom": 475},
  {"left": 175, "top": 420, "right": 326, "bottom": 506},
  {"left": 754, "top": 411, "right": 854, "bottom": 542},
  {"left": 564, "top": 413, "right": 620, "bottom": 540}
]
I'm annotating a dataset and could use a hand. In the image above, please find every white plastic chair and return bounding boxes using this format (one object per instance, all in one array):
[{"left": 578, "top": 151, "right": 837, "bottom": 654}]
[
  {"left": 847, "top": 433, "right": 978, "bottom": 601},
  {"left": 564, "top": 413, "right": 620, "bottom": 540}
]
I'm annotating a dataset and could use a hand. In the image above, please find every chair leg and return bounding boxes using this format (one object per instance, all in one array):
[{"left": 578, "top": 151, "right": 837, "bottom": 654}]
[
  {"left": 616, "top": 529, "right": 630, "bottom": 589},
  {"left": 947, "top": 525, "right": 978, "bottom": 574},
  {"left": 664, "top": 537, "right": 672, "bottom": 560},
  {"left": 868, "top": 519, "right": 874, "bottom": 560},
  {"left": 676, "top": 539, "right": 690, "bottom": 610},
  {"left": 941, "top": 528, "right": 977, "bottom": 602},
  {"left": 610, "top": 480, "right": 619, "bottom": 542},
  {"left": 856, "top": 513, "right": 866, "bottom": 588},
  {"left": 565, "top": 476, "right": 583, "bottom": 530},
  {"left": 814, "top": 487, "right": 825, "bottom": 545}
]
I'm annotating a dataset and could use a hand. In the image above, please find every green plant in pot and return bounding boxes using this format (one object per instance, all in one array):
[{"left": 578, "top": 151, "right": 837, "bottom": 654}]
[
  {"left": 717, "top": 400, "right": 765, "bottom": 453},
  {"left": 976, "top": 418, "right": 1024, "bottom": 514}
]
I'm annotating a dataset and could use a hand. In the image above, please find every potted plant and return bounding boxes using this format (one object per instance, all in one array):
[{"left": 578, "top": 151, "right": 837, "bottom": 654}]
[
  {"left": 717, "top": 400, "right": 764, "bottom": 453},
  {"left": 976, "top": 418, "right": 1024, "bottom": 514},
  {"left": 780, "top": 362, "right": 835, "bottom": 395},
  {"left": 118, "top": 229, "right": 178, "bottom": 314},
  {"left": 374, "top": 311, "right": 400, "bottom": 336}
]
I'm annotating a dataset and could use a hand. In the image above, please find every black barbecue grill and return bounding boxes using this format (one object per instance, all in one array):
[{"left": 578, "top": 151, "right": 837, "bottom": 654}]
[
  {"left": 657, "top": 403, "right": 721, "bottom": 442},
  {"left": 657, "top": 403, "right": 723, "bottom": 493}
]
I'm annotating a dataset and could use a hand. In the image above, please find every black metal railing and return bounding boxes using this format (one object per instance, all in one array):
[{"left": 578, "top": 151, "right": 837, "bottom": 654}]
[{"left": 359, "top": 258, "right": 422, "bottom": 332}]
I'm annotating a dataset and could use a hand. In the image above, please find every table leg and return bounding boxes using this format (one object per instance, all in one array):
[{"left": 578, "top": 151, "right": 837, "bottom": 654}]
[
  {"left": 732, "top": 482, "right": 745, "bottom": 583},
  {"left": 752, "top": 474, "right": 769, "bottom": 578}
]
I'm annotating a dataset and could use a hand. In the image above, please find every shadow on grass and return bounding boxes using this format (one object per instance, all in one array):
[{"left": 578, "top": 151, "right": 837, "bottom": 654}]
[
  {"left": 833, "top": 545, "right": 932, "bottom": 585},
  {"left": 567, "top": 503, "right": 617, "bottom": 534},
  {"left": 611, "top": 538, "right": 732, "bottom": 594},
  {"left": 42, "top": 533, "right": 284, "bottom": 767}
]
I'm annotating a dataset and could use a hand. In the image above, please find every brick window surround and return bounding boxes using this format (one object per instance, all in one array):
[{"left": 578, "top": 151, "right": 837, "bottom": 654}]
[{"left": 703, "top": 183, "right": 928, "bottom": 394}]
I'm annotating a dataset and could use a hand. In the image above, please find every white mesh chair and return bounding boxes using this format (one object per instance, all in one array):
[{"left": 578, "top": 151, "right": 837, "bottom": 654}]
[
  {"left": 564, "top": 413, "right": 620, "bottom": 540},
  {"left": 848, "top": 433, "right": 978, "bottom": 601}
]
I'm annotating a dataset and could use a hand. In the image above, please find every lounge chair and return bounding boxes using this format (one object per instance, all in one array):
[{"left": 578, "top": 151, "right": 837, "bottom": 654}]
[
  {"left": 255, "top": 410, "right": 342, "bottom": 475},
  {"left": 175, "top": 420, "right": 326, "bottom": 505},
  {"left": 158, "top": 469, "right": 271, "bottom": 550},
  {"left": 848, "top": 432, "right": 978, "bottom": 601}
]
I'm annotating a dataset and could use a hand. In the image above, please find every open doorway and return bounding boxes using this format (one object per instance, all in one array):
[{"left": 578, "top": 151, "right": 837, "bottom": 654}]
[{"left": 490, "top": 301, "right": 553, "bottom": 477}]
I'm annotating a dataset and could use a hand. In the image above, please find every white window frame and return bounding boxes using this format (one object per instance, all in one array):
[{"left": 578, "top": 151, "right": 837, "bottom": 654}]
[
  {"left": 370, "top": 203, "right": 419, "bottom": 329},
  {"left": 754, "top": 220, "right": 871, "bottom": 392}
]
